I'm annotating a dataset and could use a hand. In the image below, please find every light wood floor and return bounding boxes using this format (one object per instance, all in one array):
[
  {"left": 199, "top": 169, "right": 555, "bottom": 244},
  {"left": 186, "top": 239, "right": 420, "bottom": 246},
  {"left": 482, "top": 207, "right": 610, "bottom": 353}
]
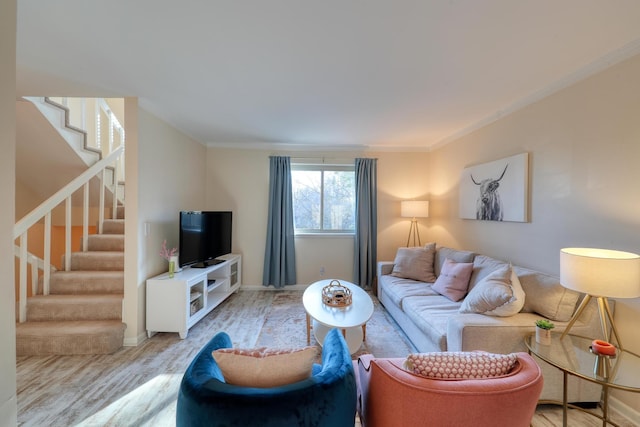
[{"left": 16, "top": 289, "right": 635, "bottom": 427}]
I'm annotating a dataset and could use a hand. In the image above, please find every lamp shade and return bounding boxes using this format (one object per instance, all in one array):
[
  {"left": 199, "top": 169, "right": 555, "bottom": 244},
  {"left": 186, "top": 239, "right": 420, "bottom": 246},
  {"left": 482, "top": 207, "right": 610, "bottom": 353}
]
[
  {"left": 401, "top": 201, "right": 429, "bottom": 218},
  {"left": 560, "top": 248, "right": 640, "bottom": 298}
]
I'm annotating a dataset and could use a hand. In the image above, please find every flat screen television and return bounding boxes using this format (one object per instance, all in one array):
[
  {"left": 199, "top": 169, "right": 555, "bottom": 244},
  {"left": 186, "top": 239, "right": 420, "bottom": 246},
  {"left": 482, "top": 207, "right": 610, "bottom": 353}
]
[{"left": 179, "top": 211, "right": 232, "bottom": 268}]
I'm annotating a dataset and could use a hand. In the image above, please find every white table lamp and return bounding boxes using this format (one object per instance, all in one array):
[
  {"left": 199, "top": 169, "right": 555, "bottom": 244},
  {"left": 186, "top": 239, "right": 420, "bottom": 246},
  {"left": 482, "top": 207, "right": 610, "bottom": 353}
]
[
  {"left": 559, "top": 247, "right": 640, "bottom": 350},
  {"left": 400, "top": 200, "right": 429, "bottom": 247}
]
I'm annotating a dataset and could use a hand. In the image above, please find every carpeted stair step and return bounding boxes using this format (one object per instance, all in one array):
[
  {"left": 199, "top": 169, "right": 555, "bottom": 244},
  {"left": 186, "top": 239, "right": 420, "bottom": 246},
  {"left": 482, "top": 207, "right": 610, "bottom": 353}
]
[
  {"left": 116, "top": 205, "right": 125, "bottom": 219},
  {"left": 40, "top": 271, "right": 124, "bottom": 294},
  {"left": 27, "top": 294, "right": 123, "bottom": 321},
  {"left": 81, "top": 234, "right": 124, "bottom": 251},
  {"left": 64, "top": 251, "right": 124, "bottom": 271},
  {"left": 103, "top": 219, "right": 124, "bottom": 234},
  {"left": 16, "top": 320, "right": 126, "bottom": 356}
]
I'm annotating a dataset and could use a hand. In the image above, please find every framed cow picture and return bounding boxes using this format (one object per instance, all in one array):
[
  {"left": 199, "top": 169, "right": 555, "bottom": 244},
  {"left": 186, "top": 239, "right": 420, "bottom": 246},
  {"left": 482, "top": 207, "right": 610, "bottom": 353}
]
[{"left": 459, "top": 153, "right": 529, "bottom": 222}]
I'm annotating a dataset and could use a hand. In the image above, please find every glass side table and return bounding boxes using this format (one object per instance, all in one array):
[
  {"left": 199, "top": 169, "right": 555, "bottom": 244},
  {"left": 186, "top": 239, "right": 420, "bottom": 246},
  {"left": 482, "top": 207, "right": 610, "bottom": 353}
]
[{"left": 524, "top": 332, "right": 640, "bottom": 427}]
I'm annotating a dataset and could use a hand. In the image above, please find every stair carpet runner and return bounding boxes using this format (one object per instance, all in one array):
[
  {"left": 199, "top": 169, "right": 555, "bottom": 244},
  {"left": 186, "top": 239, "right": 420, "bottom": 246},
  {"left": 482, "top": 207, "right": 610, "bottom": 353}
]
[{"left": 15, "top": 209, "right": 126, "bottom": 356}]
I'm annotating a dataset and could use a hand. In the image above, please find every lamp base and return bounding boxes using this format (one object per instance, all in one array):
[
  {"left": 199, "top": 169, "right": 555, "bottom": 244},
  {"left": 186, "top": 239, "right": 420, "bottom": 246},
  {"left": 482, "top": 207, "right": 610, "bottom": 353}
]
[
  {"left": 560, "top": 295, "right": 623, "bottom": 350},
  {"left": 405, "top": 219, "right": 421, "bottom": 247}
]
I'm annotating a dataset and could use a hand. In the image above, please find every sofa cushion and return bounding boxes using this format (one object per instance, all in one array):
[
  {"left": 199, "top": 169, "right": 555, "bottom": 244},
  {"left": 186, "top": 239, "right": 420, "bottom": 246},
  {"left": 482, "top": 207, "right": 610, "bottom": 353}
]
[
  {"left": 403, "top": 351, "right": 519, "bottom": 379},
  {"left": 459, "top": 265, "right": 526, "bottom": 317},
  {"left": 435, "top": 247, "right": 476, "bottom": 277},
  {"left": 379, "top": 274, "right": 440, "bottom": 308},
  {"left": 514, "top": 266, "right": 581, "bottom": 321},
  {"left": 212, "top": 346, "right": 318, "bottom": 387},
  {"left": 391, "top": 243, "right": 437, "bottom": 282},
  {"left": 432, "top": 259, "right": 474, "bottom": 302},
  {"left": 402, "top": 295, "right": 462, "bottom": 351}
]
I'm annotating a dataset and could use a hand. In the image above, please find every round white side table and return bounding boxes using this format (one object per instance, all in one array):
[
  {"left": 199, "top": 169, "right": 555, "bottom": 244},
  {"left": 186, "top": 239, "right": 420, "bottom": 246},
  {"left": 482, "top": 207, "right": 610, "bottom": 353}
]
[{"left": 302, "top": 279, "right": 374, "bottom": 354}]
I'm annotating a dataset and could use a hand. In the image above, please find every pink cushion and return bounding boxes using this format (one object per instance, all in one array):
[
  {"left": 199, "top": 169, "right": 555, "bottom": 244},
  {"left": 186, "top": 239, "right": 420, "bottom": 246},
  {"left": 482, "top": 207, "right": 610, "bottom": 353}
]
[
  {"left": 403, "top": 351, "right": 518, "bottom": 379},
  {"left": 432, "top": 258, "right": 473, "bottom": 301}
]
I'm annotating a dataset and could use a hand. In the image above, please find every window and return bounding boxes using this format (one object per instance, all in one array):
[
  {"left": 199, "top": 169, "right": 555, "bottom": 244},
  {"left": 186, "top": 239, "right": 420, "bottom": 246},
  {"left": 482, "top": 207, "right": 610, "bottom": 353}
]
[{"left": 291, "top": 164, "right": 355, "bottom": 233}]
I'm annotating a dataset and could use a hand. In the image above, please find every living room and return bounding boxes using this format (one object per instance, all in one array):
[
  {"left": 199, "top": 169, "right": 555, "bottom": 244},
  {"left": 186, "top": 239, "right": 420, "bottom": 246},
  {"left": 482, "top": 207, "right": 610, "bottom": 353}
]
[{"left": 4, "top": 2, "right": 640, "bottom": 425}]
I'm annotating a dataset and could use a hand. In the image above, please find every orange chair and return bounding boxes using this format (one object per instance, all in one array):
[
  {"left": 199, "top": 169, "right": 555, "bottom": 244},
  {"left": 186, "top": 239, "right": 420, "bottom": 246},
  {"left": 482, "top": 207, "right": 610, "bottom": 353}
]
[{"left": 355, "top": 352, "right": 543, "bottom": 427}]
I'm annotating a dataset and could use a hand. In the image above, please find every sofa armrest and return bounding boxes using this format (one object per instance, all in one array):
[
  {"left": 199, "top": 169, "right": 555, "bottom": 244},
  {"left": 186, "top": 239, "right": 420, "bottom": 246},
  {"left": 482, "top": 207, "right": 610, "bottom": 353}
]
[
  {"left": 377, "top": 261, "right": 394, "bottom": 278},
  {"left": 446, "top": 313, "right": 544, "bottom": 353}
]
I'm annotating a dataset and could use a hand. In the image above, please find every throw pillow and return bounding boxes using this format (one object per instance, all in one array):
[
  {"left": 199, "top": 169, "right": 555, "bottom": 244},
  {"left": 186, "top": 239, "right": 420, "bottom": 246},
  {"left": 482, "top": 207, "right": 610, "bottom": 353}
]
[
  {"left": 212, "top": 346, "right": 318, "bottom": 388},
  {"left": 403, "top": 351, "right": 518, "bottom": 380},
  {"left": 459, "top": 265, "right": 526, "bottom": 316},
  {"left": 391, "top": 243, "right": 437, "bottom": 282},
  {"left": 431, "top": 258, "right": 474, "bottom": 301}
]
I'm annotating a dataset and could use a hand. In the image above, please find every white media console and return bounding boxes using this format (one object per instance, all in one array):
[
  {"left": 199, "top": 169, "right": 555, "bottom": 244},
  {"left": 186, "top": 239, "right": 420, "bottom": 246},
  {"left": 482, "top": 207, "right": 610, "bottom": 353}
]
[{"left": 146, "top": 253, "right": 241, "bottom": 338}]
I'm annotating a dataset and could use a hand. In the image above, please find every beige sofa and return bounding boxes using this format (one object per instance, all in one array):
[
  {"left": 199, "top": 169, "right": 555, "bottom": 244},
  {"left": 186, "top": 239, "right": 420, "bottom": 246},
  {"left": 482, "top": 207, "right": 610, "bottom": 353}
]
[{"left": 377, "top": 245, "right": 605, "bottom": 402}]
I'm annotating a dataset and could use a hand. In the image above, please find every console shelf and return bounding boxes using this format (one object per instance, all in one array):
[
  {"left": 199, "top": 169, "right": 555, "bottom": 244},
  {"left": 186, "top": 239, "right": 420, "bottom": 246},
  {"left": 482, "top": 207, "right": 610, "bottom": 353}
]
[{"left": 146, "top": 254, "right": 242, "bottom": 338}]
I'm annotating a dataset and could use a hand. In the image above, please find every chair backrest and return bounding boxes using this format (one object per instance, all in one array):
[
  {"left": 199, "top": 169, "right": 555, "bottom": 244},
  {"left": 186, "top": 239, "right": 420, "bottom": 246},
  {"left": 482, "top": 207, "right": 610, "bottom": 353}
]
[
  {"left": 356, "top": 352, "right": 543, "bottom": 427},
  {"left": 177, "top": 328, "right": 357, "bottom": 427}
]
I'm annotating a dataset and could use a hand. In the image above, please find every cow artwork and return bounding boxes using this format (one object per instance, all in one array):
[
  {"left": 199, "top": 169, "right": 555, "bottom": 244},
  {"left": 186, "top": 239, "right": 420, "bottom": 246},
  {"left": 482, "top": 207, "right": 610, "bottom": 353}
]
[
  {"left": 470, "top": 164, "right": 508, "bottom": 221},
  {"left": 459, "top": 153, "right": 528, "bottom": 222}
]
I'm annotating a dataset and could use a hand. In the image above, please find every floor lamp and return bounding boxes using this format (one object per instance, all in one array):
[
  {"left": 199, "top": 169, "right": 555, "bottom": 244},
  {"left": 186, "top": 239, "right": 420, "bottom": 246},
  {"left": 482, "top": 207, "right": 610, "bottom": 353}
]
[
  {"left": 400, "top": 201, "right": 429, "bottom": 247},
  {"left": 559, "top": 248, "right": 640, "bottom": 351}
]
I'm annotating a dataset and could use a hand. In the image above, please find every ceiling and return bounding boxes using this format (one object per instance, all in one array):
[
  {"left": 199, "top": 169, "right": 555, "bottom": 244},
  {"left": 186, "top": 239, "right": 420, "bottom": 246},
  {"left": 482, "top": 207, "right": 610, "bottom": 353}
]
[{"left": 16, "top": 1, "right": 640, "bottom": 150}]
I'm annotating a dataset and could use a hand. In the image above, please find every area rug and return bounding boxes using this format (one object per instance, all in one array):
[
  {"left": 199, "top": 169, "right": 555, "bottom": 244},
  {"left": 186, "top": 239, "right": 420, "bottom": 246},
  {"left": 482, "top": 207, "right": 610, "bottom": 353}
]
[{"left": 254, "top": 290, "right": 414, "bottom": 358}]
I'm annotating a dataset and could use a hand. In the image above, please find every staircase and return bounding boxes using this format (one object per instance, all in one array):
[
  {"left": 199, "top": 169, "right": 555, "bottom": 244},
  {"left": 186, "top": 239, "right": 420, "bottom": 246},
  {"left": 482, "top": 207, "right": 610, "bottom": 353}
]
[
  {"left": 15, "top": 97, "right": 127, "bottom": 356},
  {"left": 16, "top": 211, "right": 126, "bottom": 356}
]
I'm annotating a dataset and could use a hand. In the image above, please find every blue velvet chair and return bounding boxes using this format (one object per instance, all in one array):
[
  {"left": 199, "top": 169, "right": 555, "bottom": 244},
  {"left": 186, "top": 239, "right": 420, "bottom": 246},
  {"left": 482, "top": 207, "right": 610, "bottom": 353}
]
[{"left": 176, "top": 328, "right": 357, "bottom": 427}]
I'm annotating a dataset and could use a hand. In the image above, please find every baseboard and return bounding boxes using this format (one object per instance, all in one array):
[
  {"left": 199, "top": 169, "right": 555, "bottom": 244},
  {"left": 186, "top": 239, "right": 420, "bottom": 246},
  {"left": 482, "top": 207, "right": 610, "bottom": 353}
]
[
  {"left": 610, "top": 395, "right": 640, "bottom": 425},
  {"left": 123, "top": 331, "right": 148, "bottom": 347}
]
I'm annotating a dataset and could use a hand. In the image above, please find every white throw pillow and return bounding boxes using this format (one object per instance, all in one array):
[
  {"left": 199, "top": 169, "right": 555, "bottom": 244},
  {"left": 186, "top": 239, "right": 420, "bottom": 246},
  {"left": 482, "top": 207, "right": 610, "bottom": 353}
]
[
  {"left": 212, "top": 346, "right": 318, "bottom": 388},
  {"left": 459, "top": 265, "right": 526, "bottom": 316}
]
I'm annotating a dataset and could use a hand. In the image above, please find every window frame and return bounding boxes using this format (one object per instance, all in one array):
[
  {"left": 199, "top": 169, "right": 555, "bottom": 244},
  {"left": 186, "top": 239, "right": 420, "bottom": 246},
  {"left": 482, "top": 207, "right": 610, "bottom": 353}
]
[{"left": 291, "top": 163, "right": 356, "bottom": 235}]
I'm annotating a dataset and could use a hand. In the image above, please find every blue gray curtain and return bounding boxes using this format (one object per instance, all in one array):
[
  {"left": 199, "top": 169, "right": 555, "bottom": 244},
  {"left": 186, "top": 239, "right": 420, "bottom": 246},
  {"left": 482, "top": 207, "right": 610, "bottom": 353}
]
[
  {"left": 263, "top": 156, "right": 297, "bottom": 288},
  {"left": 353, "top": 158, "right": 377, "bottom": 289}
]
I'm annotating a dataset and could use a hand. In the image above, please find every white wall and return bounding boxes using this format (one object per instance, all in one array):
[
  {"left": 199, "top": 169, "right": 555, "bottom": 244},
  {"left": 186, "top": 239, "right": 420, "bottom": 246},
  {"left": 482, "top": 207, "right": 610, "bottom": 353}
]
[
  {"left": 123, "top": 104, "right": 206, "bottom": 344},
  {"left": 1, "top": 0, "right": 17, "bottom": 424},
  {"left": 428, "top": 53, "right": 640, "bottom": 414}
]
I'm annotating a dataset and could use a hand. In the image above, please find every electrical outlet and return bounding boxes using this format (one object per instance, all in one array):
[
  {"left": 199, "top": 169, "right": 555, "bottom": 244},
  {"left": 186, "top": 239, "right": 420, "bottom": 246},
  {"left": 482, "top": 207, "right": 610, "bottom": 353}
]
[{"left": 319, "top": 266, "right": 325, "bottom": 276}]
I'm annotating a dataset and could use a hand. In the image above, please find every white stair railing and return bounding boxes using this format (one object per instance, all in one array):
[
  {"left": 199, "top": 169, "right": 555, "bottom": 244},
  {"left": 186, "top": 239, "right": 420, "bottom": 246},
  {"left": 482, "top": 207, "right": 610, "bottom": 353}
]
[
  {"left": 13, "top": 147, "right": 124, "bottom": 323},
  {"left": 46, "top": 97, "right": 126, "bottom": 203}
]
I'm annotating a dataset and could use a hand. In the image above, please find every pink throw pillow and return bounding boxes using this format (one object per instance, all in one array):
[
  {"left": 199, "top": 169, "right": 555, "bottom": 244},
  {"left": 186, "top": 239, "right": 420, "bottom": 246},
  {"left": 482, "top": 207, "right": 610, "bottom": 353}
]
[
  {"left": 404, "top": 351, "right": 518, "bottom": 379},
  {"left": 432, "top": 258, "right": 473, "bottom": 301}
]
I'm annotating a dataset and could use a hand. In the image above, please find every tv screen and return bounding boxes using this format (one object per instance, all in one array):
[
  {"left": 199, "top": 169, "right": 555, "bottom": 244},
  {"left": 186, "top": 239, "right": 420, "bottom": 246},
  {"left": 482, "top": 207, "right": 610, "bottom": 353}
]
[{"left": 179, "top": 211, "right": 232, "bottom": 268}]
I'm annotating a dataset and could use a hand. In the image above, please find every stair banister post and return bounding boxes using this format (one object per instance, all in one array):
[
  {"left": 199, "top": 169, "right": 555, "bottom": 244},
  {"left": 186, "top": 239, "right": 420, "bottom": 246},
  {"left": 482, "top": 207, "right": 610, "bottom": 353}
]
[
  {"left": 30, "top": 254, "right": 38, "bottom": 296},
  {"left": 83, "top": 182, "right": 89, "bottom": 252},
  {"left": 19, "top": 233, "right": 27, "bottom": 322},
  {"left": 99, "top": 168, "right": 105, "bottom": 234},
  {"left": 112, "top": 159, "right": 119, "bottom": 219},
  {"left": 44, "top": 212, "right": 51, "bottom": 295},
  {"left": 65, "top": 197, "right": 72, "bottom": 271}
]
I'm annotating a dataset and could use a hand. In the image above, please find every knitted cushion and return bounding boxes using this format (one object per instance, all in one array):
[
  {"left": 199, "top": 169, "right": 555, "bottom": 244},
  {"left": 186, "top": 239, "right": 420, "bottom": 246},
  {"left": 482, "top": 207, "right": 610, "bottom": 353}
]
[{"left": 403, "top": 351, "right": 518, "bottom": 380}]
